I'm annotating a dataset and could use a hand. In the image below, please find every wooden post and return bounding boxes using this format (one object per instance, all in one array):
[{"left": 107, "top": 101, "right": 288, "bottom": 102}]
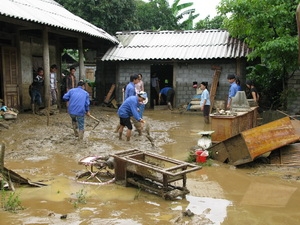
[
  {"left": 42, "top": 26, "right": 50, "bottom": 126},
  {"left": 209, "top": 66, "right": 222, "bottom": 114},
  {"left": 0, "top": 142, "right": 4, "bottom": 173},
  {"left": 78, "top": 38, "right": 85, "bottom": 81}
]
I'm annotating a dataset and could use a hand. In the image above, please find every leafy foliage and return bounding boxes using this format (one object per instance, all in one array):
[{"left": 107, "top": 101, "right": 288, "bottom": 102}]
[
  {"left": 195, "top": 15, "right": 226, "bottom": 30},
  {"left": 57, "top": 0, "right": 199, "bottom": 32},
  {"left": 170, "top": 0, "right": 199, "bottom": 29},
  {"left": 218, "top": 0, "right": 299, "bottom": 110},
  {"left": 135, "top": 0, "right": 177, "bottom": 30},
  {"left": 56, "top": 0, "right": 139, "bottom": 35}
]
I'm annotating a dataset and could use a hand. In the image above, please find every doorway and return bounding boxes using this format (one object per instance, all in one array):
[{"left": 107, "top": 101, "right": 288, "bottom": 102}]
[{"left": 150, "top": 64, "right": 173, "bottom": 108}]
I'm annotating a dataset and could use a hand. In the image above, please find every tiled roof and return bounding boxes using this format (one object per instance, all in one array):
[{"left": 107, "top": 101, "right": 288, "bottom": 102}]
[
  {"left": 0, "top": 0, "right": 118, "bottom": 44},
  {"left": 101, "top": 30, "right": 251, "bottom": 61}
]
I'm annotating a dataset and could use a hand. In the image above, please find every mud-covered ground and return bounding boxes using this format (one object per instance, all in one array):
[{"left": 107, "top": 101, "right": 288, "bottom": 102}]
[
  {"left": 1, "top": 106, "right": 177, "bottom": 162},
  {"left": 1, "top": 107, "right": 300, "bottom": 225}
]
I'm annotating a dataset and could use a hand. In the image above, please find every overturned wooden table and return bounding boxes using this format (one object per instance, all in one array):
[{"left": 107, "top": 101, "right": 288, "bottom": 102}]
[{"left": 110, "top": 149, "right": 201, "bottom": 200}]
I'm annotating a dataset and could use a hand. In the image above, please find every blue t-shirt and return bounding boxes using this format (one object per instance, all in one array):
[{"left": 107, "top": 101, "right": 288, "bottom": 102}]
[
  {"left": 117, "top": 96, "right": 141, "bottom": 121},
  {"left": 63, "top": 86, "right": 90, "bottom": 116},
  {"left": 228, "top": 82, "right": 239, "bottom": 102},
  {"left": 125, "top": 82, "right": 136, "bottom": 100},
  {"left": 160, "top": 87, "right": 172, "bottom": 96}
]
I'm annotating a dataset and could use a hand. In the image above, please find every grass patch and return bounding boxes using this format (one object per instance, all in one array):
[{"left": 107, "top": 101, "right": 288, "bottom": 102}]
[
  {"left": 73, "top": 188, "right": 87, "bottom": 208},
  {"left": 1, "top": 184, "right": 24, "bottom": 213}
]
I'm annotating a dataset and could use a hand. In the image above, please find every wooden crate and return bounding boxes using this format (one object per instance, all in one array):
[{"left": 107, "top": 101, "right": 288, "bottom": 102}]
[{"left": 210, "top": 107, "right": 258, "bottom": 142}]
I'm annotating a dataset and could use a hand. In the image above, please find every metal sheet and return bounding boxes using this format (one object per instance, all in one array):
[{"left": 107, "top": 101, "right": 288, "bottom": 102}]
[{"left": 102, "top": 30, "right": 251, "bottom": 61}]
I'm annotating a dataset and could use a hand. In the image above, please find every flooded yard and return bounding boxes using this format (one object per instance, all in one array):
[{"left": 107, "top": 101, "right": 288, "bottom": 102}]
[{"left": 1, "top": 106, "right": 300, "bottom": 225}]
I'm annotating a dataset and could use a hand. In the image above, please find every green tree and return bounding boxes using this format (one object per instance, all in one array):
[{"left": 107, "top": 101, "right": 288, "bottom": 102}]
[
  {"left": 195, "top": 15, "right": 225, "bottom": 30},
  {"left": 219, "top": 0, "right": 299, "bottom": 110},
  {"left": 136, "top": 0, "right": 199, "bottom": 30},
  {"left": 56, "top": 0, "right": 139, "bottom": 35},
  {"left": 170, "top": 0, "right": 199, "bottom": 29},
  {"left": 135, "top": 0, "right": 177, "bottom": 30}
]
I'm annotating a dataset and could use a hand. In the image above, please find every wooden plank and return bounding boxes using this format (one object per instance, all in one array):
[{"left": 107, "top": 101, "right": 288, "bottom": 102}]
[
  {"left": 104, "top": 84, "right": 115, "bottom": 103},
  {"left": 269, "top": 143, "right": 300, "bottom": 165},
  {"left": 209, "top": 69, "right": 221, "bottom": 114}
]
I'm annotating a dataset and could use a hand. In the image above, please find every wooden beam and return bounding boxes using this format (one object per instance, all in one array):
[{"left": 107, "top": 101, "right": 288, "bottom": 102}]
[
  {"left": 78, "top": 37, "right": 85, "bottom": 80},
  {"left": 42, "top": 26, "right": 50, "bottom": 126}
]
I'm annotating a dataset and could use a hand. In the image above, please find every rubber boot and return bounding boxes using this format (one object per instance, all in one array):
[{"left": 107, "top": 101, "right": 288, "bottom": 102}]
[
  {"left": 31, "top": 104, "right": 35, "bottom": 114},
  {"left": 72, "top": 122, "right": 79, "bottom": 137},
  {"left": 78, "top": 130, "right": 84, "bottom": 140},
  {"left": 167, "top": 102, "right": 173, "bottom": 111}
]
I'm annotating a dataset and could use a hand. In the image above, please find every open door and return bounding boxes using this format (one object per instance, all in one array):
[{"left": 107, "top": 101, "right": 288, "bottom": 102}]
[{"left": 1, "top": 47, "right": 19, "bottom": 109}]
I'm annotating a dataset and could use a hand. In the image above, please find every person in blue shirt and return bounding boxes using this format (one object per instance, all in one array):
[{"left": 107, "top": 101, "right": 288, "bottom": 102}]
[
  {"left": 158, "top": 86, "right": 175, "bottom": 110},
  {"left": 117, "top": 92, "right": 147, "bottom": 141},
  {"left": 226, "top": 74, "right": 239, "bottom": 109},
  {"left": 124, "top": 74, "right": 139, "bottom": 100},
  {"left": 63, "top": 81, "right": 90, "bottom": 140},
  {"left": 199, "top": 81, "right": 211, "bottom": 124}
]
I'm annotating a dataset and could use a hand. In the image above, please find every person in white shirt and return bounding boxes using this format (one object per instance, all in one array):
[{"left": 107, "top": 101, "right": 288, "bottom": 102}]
[
  {"left": 199, "top": 81, "right": 211, "bottom": 124},
  {"left": 135, "top": 74, "right": 145, "bottom": 117},
  {"left": 50, "top": 64, "right": 58, "bottom": 105}
]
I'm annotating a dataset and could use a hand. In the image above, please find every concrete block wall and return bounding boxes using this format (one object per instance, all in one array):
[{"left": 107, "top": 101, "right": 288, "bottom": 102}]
[
  {"left": 116, "top": 62, "right": 151, "bottom": 104},
  {"left": 174, "top": 61, "right": 238, "bottom": 107},
  {"left": 115, "top": 59, "right": 242, "bottom": 108}
]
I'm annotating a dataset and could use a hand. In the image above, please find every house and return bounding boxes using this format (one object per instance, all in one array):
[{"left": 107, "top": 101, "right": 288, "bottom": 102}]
[
  {"left": 101, "top": 30, "right": 251, "bottom": 109},
  {"left": 0, "top": 0, "right": 118, "bottom": 110}
]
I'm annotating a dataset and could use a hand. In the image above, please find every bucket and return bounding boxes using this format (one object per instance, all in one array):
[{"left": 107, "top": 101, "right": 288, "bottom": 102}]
[{"left": 195, "top": 150, "right": 207, "bottom": 163}]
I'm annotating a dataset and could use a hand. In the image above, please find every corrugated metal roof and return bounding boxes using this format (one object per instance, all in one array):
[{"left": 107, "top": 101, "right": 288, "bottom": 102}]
[
  {"left": 101, "top": 30, "right": 251, "bottom": 61},
  {"left": 0, "top": 0, "right": 118, "bottom": 44}
]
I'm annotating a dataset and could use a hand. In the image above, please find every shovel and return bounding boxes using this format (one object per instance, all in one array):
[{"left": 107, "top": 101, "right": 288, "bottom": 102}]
[{"left": 88, "top": 114, "right": 100, "bottom": 130}]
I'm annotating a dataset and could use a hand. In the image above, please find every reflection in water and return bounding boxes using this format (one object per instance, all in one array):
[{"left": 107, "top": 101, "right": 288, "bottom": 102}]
[{"left": 184, "top": 195, "right": 232, "bottom": 225}]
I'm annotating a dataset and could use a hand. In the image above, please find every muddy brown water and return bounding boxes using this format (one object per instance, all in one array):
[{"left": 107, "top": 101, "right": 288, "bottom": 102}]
[{"left": 1, "top": 107, "right": 300, "bottom": 225}]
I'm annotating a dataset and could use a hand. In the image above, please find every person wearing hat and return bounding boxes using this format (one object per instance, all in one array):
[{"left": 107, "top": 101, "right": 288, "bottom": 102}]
[
  {"left": 117, "top": 92, "right": 147, "bottom": 141},
  {"left": 226, "top": 74, "right": 239, "bottom": 109},
  {"left": 246, "top": 80, "right": 259, "bottom": 104},
  {"left": 63, "top": 81, "right": 90, "bottom": 140},
  {"left": 199, "top": 82, "right": 210, "bottom": 124}
]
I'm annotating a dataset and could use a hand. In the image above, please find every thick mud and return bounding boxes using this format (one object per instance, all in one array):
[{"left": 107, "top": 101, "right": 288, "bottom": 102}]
[{"left": 1, "top": 106, "right": 300, "bottom": 225}]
